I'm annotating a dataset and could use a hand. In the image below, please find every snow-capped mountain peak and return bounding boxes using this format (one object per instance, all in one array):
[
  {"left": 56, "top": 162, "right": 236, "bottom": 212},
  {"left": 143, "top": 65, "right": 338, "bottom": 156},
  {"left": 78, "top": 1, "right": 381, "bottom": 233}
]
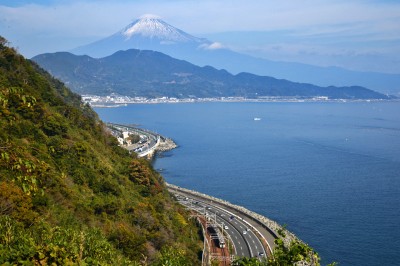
[{"left": 121, "top": 14, "right": 204, "bottom": 43}]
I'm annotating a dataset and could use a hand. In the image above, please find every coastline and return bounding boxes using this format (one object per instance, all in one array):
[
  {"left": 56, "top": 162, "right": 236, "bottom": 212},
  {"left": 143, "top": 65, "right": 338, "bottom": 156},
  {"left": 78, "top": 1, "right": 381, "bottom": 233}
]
[
  {"left": 87, "top": 94, "right": 398, "bottom": 107},
  {"left": 106, "top": 124, "right": 320, "bottom": 263}
]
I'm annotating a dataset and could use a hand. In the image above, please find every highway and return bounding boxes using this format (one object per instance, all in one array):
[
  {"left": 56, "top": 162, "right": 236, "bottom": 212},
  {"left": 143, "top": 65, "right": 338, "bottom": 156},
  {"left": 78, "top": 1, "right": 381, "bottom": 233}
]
[
  {"left": 106, "top": 122, "right": 160, "bottom": 157},
  {"left": 173, "top": 191, "right": 267, "bottom": 260}
]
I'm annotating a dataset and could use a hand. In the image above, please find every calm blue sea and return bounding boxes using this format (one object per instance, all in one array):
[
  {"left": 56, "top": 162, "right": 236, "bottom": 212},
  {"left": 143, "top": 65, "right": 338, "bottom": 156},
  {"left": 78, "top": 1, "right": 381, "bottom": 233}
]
[{"left": 95, "top": 102, "right": 400, "bottom": 265}]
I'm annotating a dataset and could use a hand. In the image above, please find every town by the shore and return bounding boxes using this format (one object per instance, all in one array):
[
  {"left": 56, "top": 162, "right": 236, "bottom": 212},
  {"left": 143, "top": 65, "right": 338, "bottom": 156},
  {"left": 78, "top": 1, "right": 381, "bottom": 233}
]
[{"left": 83, "top": 94, "right": 391, "bottom": 108}]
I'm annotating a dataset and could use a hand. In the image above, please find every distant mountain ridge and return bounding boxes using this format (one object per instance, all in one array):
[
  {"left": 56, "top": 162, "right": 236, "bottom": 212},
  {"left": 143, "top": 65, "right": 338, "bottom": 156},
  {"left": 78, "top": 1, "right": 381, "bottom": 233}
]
[
  {"left": 69, "top": 16, "right": 400, "bottom": 95},
  {"left": 33, "top": 49, "right": 390, "bottom": 100}
]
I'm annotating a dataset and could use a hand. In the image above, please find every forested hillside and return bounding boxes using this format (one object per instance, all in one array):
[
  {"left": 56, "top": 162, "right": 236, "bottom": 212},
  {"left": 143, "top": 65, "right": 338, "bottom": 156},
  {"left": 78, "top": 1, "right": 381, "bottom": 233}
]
[
  {"left": 0, "top": 37, "right": 201, "bottom": 265},
  {"left": 33, "top": 50, "right": 391, "bottom": 99}
]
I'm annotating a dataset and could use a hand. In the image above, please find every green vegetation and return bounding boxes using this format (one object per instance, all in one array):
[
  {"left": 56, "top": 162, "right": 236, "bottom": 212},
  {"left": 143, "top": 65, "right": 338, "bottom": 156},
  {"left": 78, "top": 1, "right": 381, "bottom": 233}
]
[
  {"left": 127, "top": 134, "right": 141, "bottom": 144},
  {"left": 0, "top": 37, "right": 201, "bottom": 265},
  {"left": 266, "top": 227, "right": 320, "bottom": 266}
]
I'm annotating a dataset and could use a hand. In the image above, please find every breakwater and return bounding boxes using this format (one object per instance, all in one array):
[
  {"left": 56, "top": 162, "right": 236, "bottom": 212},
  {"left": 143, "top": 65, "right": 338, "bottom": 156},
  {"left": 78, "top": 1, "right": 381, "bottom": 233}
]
[{"left": 156, "top": 137, "right": 177, "bottom": 152}]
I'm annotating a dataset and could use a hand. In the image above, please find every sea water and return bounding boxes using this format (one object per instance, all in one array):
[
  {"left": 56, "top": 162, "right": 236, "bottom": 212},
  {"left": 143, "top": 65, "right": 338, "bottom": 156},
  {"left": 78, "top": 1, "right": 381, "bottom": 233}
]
[{"left": 95, "top": 101, "right": 400, "bottom": 265}]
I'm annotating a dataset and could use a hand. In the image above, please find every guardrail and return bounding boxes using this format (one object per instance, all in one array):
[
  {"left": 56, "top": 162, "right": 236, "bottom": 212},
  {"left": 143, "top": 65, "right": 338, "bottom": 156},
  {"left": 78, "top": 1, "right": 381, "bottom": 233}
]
[{"left": 137, "top": 136, "right": 160, "bottom": 157}]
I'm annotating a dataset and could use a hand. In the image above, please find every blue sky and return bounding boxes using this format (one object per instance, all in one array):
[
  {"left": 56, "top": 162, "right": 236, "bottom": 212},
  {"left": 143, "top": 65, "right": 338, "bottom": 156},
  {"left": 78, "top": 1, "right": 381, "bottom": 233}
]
[{"left": 1, "top": 0, "right": 399, "bottom": 74}]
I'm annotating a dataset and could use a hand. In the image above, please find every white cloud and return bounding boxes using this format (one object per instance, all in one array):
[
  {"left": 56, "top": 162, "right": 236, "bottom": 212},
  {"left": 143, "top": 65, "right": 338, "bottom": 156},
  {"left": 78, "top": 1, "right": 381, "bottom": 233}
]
[
  {"left": 199, "top": 42, "right": 224, "bottom": 50},
  {"left": 2, "top": 0, "right": 400, "bottom": 36},
  {"left": 1, "top": 0, "right": 399, "bottom": 72}
]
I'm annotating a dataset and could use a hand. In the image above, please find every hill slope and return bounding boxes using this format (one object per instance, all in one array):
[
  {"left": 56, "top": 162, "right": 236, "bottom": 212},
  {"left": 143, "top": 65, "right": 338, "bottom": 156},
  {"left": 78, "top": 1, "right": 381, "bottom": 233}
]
[
  {"left": 32, "top": 49, "right": 390, "bottom": 100},
  {"left": 0, "top": 37, "right": 201, "bottom": 265}
]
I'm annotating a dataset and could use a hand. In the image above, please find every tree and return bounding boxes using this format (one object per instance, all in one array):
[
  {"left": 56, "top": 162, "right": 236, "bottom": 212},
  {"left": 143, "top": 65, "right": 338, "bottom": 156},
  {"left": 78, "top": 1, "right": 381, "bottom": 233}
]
[
  {"left": 267, "top": 227, "right": 320, "bottom": 266},
  {"left": 154, "top": 246, "right": 192, "bottom": 266},
  {"left": 0, "top": 181, "right": 37, "bottom": 225}
]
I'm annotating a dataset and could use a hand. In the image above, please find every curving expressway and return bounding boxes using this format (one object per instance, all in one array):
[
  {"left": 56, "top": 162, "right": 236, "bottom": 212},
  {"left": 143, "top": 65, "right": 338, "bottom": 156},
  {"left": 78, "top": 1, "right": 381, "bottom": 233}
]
[{"left": 172, "top": 190, "right": 268, "bottom": 259}]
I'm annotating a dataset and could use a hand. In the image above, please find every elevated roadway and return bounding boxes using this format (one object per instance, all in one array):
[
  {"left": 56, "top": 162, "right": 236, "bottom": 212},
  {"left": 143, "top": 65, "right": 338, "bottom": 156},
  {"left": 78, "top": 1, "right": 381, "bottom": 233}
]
[
  {"left": 170, "top": 186, "right": 276, "bottom": 260},
  {"left": 106, "top": 122, "right": 160, "bottom": 158}
]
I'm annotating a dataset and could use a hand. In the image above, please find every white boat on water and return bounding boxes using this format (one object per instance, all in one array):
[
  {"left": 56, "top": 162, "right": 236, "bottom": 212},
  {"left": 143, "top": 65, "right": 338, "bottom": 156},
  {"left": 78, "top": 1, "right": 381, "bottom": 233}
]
[{"left": 254, "top": 117, "right": 261, "bottom": 121}]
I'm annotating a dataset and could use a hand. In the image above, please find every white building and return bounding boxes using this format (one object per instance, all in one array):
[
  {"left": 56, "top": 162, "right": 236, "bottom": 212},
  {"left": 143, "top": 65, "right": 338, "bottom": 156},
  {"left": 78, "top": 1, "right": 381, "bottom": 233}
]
[{"left": 122, "top": 131, "right": 129, "bottom": 139}]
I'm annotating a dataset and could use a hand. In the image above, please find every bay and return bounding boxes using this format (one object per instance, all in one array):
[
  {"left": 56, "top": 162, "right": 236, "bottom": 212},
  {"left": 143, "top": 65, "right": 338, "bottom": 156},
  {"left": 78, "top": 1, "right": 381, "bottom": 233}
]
[{"left": 95, "top": 101, "right": 400, "bottom": 265}]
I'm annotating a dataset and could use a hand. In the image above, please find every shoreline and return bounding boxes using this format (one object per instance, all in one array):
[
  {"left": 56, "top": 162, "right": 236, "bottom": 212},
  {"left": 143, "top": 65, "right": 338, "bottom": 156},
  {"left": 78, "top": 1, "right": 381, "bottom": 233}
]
[
  {"left": 107, "top": 124, "right": 318, "bottom": 263},
  {"left": 87, "top": 95, "right": 399, "bottom": 107}
]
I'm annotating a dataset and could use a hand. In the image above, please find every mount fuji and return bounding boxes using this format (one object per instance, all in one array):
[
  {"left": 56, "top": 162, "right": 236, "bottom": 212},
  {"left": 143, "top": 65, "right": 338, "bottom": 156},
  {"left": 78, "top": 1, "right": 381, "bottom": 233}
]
[
  {"left": 71, "top": 14, "right": 212, "bottom": 59},
  {"left": 70, "top": 15, "right": 399, "bottom": 95},
  {"left": 119, "top": 14, "right": 206, "bottom": 44}
]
